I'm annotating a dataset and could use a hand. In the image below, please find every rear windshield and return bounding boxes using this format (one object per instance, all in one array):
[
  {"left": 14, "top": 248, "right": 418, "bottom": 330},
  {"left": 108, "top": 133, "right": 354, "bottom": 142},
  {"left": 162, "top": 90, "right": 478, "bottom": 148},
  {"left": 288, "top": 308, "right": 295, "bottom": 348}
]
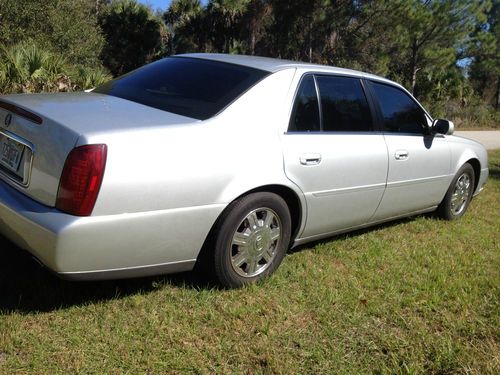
[{"left": 94, "top": 57, "right": 269, "bottom": 120}]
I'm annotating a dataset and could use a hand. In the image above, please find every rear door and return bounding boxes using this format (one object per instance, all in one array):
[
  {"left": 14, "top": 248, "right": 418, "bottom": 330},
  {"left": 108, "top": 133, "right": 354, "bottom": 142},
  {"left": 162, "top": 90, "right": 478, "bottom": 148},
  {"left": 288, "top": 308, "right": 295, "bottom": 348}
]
[
  {"left": 282, "top": 74, "right": 388, "bottom": 239},
  {"left": 366, "top": 81, "right": 451, "bottom": 221}
]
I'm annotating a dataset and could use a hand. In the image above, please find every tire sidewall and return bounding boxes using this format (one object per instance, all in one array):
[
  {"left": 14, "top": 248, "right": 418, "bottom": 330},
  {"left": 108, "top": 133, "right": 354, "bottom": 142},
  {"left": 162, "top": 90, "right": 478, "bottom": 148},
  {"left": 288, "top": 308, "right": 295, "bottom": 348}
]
[
  {"left": 213, "top": 192, "right": 292, "bottom": 288},
  {"left": 440, "top": 163, "right": 475, "bottom": 220}
]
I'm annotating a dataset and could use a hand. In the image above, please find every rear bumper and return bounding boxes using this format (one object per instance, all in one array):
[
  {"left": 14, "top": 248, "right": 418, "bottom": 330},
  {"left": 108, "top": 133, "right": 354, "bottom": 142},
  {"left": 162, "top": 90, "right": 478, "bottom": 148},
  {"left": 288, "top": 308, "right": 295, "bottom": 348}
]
[{"left": 0, "top": 180, "right": 224, "bottom": 280}]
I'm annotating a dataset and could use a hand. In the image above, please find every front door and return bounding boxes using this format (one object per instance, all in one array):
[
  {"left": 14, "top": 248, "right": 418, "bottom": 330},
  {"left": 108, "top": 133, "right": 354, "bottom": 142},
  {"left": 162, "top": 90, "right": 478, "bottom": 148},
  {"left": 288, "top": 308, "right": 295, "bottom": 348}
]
[{"left": 367, "top": 81, "right": 451, "bottom": 220}]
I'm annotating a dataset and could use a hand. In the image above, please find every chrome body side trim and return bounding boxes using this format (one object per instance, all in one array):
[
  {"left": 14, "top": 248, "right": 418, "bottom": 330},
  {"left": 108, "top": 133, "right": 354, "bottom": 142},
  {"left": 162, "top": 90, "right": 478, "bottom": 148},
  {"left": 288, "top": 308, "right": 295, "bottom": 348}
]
[
  {"left": 311, "top": 182, "right": 387, "bottom": 197},
  {"left": 293, "top": 206, "right": 437, "bottom": 246}
]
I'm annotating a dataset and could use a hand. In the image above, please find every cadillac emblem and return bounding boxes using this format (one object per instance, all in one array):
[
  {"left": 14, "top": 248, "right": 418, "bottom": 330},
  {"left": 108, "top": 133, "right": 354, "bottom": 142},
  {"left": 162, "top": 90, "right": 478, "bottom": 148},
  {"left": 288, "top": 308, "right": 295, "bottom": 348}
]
[{"left": 4, "top": 113, "right": 12, "bottom": 127}]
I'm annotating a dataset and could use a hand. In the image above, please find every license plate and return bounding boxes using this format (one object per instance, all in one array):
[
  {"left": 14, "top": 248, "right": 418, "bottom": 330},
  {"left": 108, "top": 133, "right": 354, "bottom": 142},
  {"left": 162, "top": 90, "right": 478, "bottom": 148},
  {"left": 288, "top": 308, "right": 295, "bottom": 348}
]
[{"left": 0, "top": 134, "right": 25, "bottom": 173}]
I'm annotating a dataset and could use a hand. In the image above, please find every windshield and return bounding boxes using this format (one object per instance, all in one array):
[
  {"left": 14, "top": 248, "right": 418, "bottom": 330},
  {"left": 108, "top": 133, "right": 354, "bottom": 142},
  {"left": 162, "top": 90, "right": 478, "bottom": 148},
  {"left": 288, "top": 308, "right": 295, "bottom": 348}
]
[{"left": 94, "top": 57, "right": 269, "bottom": 120}]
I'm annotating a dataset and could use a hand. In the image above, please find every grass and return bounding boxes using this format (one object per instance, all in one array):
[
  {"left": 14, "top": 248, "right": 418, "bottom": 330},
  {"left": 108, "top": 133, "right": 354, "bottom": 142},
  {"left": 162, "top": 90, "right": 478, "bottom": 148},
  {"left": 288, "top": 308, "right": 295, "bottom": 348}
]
[{"left": 1, "top": 151, "right": 499, "bottom": 374}]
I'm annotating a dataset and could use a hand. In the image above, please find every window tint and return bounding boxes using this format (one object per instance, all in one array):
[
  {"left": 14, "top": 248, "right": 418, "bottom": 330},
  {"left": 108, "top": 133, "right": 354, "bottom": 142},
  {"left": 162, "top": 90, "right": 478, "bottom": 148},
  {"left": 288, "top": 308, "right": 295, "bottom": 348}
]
[
  {"left": 371, "top": 82, "right": 427, "bottom": 134},
  {"left": 288, "top": 75, "right": 320, "bottom": 132},
  {"left": 316, "top": 76, "right": 373, "bottom": 132},
  {"left": 95, "top": 57, "right": 269, "bottom": 120}
]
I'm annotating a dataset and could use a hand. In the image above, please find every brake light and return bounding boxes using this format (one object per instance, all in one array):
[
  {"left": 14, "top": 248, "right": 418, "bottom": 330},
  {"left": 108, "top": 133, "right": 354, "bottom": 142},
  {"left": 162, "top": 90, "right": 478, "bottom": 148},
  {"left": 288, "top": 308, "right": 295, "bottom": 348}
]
[
  {"left": 56, "top": 144, "right": 107, "bottom": 216},
  {"left": 0, "top": 100, "right": 43, "bottom": 124}
]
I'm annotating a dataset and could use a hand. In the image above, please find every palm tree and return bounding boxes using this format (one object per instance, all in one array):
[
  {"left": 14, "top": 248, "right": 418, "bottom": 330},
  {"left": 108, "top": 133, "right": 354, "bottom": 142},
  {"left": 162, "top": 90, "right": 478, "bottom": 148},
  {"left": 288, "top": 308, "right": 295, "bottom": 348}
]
[
  {"left": 0, "top": 43, "right": 69, "bottom": 93},
  {"left": 0, "top": 43, "right": 111, "bottom": 94},
  {"left": 164, "top": 0, "right": 205, "bottom": 53},
  {"left": 206, "top": 0, "right": 251, "bottom": 53}
]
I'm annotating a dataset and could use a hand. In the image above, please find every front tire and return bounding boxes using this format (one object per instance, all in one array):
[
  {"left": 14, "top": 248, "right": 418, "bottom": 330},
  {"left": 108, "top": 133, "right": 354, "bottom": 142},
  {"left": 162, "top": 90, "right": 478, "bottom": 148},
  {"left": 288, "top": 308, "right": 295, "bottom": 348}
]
[
  {"left": 437, "top": 163, "right": 475, "bottom": 220},
  {"left": 211, "top": 192, "right": 291, "bottom": 288}
]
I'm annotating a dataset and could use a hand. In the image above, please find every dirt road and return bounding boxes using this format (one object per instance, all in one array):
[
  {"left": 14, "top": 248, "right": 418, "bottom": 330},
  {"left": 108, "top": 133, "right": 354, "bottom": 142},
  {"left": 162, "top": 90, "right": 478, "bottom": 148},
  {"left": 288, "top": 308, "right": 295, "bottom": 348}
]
[{"left": 454, "top": 131, "right": 500, "bottom": 150}]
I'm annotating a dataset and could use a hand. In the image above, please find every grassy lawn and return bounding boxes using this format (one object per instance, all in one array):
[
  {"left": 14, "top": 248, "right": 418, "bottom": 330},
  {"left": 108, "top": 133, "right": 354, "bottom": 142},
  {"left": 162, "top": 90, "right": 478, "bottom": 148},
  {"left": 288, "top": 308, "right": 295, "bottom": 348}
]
[{"left": 1, "top": 151, "right": 499, "bottom": 375}]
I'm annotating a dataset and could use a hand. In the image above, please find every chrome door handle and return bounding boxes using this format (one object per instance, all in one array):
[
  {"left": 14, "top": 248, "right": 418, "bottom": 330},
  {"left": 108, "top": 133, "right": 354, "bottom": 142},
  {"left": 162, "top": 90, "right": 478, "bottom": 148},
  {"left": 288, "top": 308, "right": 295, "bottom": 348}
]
[
  {"left": 394, "top": 150, "right": 409, "bottom": 160},
  {"left": 300, "top": 153, "right": 322, "bottom": 165}
]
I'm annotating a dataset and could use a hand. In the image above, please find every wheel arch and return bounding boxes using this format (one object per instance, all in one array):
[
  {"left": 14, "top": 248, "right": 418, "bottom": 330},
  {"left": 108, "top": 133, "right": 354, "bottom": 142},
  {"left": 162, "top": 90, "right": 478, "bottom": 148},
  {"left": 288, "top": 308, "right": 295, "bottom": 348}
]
[
  {"left": 465, "top": 158, "right": 481, "bottom": 193},
  {"left": 195, "top": 184, "right": 305, "bottom": 270},
  {"left": 236, "top": 184, "right": 303, "bottom": 242}
]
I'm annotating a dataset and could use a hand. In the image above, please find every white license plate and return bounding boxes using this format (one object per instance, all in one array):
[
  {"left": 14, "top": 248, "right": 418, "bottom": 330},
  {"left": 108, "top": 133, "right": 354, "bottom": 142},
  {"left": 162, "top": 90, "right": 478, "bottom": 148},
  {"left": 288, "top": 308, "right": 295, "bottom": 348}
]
[{"left": 0, "top": 134, "right": 24, "bottom": 173}]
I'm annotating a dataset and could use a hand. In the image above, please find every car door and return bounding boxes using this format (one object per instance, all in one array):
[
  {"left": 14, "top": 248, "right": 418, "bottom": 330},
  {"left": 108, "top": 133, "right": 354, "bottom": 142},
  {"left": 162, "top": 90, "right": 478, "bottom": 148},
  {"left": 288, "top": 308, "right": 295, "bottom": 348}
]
[
  {"left": 367, "top": 80, "right": 451, "bottom": 221},
  {"left": 282, "top": 74, "right": 388, "bottom": 239}
]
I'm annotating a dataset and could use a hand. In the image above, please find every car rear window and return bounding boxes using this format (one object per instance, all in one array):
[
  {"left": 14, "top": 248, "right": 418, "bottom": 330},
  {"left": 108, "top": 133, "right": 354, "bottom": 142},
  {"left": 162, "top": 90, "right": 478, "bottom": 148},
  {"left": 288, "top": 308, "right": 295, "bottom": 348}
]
[{"left": 94, "top": 57, "right": 270, "bottom": 120}]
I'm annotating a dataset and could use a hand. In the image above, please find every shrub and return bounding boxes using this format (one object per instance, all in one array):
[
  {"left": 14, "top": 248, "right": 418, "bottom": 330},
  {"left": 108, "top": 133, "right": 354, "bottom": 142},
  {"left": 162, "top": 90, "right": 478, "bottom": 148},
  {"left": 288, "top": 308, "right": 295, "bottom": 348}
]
[{"left": 0, "top": 43, "right": 112, "bottom": 94}]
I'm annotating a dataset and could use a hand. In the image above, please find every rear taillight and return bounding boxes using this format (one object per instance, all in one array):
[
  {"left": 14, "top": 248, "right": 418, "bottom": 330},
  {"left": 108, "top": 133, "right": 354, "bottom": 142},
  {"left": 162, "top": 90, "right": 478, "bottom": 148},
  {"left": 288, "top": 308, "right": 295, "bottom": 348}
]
[
  {"left": 56, "top": 144, "right": 107, "bottom": 216},
  {"left": 0, "top": 100, "right": 43, "bottom": 124}
]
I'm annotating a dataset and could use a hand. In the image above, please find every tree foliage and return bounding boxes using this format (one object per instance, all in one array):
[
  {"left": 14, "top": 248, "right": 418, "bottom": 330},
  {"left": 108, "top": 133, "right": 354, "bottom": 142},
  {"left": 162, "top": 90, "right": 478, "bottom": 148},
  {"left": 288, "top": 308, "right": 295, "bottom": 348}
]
[
  {"left": 0, "top": 0, "right": 497, "bottom": 127},
  {"left": 0, "top": 43, "right": 111, "bottom": 93},
  {"left": 99, "top": 0, "right": 166, "bottom": 76},
  {"left": 468, "top": 1, "right": 499, "bottom": 109},
  {"left": 162, "top": 0, "right": 498, "bottom": 126},
  {"left": 0, "top": 0, "right": 105, "bottom": 66}
]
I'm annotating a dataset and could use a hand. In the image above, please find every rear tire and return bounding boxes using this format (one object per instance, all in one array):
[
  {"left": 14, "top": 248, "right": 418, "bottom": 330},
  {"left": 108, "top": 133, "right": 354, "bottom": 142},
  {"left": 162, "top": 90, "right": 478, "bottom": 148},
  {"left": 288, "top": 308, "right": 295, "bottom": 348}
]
[
  {"left": 210, "top": 192, "right": 291, "bottom": 288},
  {"left": 437, "top": 163, "right": 475, "bottom": 220}
]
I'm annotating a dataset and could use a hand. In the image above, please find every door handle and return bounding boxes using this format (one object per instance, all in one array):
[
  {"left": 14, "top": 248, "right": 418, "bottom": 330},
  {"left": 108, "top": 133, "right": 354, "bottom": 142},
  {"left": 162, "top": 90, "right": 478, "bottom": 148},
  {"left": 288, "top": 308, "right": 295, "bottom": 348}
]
[
  {"left": 394, "top": 150, "right": 409, "bottom": 160},
  {"left": 300, "top": 153, "right": 322, "bottom": 165}
]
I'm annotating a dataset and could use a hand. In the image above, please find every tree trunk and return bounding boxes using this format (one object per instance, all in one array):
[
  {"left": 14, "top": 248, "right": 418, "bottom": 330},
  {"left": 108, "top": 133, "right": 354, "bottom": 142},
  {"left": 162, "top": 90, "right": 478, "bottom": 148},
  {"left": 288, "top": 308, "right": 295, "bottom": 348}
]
[
  {"left": 250, "top": 32, "right": 256, "bottom": 55},
  {"left": 410, "top": 38, "right": 419, "bottom": 94},
  {"left": 496, "top": 76, "right": 499, "bottom": 110},
  {"left": 308, "top": 19, "right": 312, "bottom": 63}
]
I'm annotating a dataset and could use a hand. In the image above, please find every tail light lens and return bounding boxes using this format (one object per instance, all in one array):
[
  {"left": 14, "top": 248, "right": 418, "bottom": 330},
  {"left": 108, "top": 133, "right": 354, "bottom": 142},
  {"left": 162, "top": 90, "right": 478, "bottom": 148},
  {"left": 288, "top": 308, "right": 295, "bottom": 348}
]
[{"left": 56, "top": 144, "right": 107, "bottom": 216}]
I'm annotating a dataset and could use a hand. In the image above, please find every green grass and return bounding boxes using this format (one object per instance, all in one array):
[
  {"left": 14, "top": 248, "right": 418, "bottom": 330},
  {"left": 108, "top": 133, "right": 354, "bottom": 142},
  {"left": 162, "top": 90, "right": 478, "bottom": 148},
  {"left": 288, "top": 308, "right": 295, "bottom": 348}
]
[{"left": 1, "top": 151, "right": 499, "bottom": 374}]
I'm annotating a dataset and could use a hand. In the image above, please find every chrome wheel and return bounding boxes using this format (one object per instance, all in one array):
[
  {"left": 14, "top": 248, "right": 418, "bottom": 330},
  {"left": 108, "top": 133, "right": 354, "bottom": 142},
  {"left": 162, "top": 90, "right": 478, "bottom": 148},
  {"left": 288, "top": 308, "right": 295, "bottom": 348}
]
[
  {"left": 230, "top": 207, "right": 282, "bottom": 278},
  {"left": 450, "top": 173, "right": 471, "bottom": 215}
]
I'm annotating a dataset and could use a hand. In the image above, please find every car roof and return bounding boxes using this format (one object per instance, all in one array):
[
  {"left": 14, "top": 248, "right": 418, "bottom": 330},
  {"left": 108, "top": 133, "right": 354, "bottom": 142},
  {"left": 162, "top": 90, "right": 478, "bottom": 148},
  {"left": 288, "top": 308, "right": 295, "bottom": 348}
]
[{"left": 177, "top": 53, "right": 397, "bottom": 86}]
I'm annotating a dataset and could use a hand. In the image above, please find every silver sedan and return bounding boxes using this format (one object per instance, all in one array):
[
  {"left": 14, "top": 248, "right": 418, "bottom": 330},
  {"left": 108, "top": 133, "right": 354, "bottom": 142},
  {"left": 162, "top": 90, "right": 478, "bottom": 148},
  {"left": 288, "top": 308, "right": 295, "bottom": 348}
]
[{"left": 0, "top": 54, "right": 489, "bottom": 288}]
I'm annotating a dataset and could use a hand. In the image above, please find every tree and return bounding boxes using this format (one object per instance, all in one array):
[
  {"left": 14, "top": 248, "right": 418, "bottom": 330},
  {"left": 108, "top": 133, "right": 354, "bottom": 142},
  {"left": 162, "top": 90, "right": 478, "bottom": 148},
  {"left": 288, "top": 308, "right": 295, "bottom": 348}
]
[
  {"left": 241, "top": 0, "right": 272, "bottom": 55},
  {"left": 379, "top": 0, "right": 490, "bottom": 95},
  {"left": 206, "top": 0, "right": 251, "bottom": 53},
  {"left": 468, "top": 1, "right": 499, "bottom": 109},
  {"left": 0, "top": 0, "right": 105, "bottom": 67},
  {"left": 99, "top": 0, "right": 166, "bottom": 76},
  {"left": 164, "top": 0, "right": 205, "bottom": 54}
]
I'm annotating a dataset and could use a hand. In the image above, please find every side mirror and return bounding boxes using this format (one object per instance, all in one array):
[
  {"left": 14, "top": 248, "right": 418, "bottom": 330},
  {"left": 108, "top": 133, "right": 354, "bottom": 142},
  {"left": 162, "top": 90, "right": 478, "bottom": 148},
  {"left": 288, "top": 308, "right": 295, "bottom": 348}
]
[{"left": 432, "top": 119, "right": 454, "bottom": 135}]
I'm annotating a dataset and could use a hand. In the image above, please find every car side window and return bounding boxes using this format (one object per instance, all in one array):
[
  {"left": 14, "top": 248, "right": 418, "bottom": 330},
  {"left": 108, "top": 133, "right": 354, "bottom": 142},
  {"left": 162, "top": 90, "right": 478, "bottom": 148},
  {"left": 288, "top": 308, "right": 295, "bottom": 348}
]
[
  {"left": 288, "top": 75, "right": 320, "bottom": 132},
  {"left": 316, "top": 76, "right": 373, "bottom": 132},
  {"left": 371, "top": 82, "right": 427, "bottom": 134}
]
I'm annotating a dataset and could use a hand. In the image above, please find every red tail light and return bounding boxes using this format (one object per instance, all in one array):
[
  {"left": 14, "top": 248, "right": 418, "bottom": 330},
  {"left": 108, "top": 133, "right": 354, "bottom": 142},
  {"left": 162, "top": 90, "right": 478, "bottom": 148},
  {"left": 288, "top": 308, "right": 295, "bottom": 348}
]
[{"left": 56, "top": 144, "right": 107, "bottom": 216}]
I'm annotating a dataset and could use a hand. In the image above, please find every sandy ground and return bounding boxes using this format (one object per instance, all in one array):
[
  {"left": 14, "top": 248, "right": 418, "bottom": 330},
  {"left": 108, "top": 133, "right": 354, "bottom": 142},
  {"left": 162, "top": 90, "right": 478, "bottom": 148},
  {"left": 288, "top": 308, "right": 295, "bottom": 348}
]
[{"left": 454, "top": 131, "right": 500, "bottom": 150}]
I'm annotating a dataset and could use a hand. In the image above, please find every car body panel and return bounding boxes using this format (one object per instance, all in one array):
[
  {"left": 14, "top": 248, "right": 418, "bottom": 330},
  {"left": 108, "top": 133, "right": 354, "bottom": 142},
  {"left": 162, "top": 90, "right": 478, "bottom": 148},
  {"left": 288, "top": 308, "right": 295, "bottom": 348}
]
[
  {"left": 0, "top": 178, "right": 222, "bottom": 276},
  {"left": 283, "top": 133, "right": 388, "bottom": 238},
  {"left": 372, "top": 133, "right": 452, "bottom": 220},
  {"left": 447, "top": 134, "right": 489, "bottom": 195}
]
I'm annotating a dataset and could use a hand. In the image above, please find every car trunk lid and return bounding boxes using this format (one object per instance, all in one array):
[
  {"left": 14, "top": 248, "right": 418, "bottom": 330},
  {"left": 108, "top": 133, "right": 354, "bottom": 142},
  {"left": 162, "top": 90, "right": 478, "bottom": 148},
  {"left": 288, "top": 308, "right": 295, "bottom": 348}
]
[{"left": 0, "top": 92, "right": 195, "bottom": 207}]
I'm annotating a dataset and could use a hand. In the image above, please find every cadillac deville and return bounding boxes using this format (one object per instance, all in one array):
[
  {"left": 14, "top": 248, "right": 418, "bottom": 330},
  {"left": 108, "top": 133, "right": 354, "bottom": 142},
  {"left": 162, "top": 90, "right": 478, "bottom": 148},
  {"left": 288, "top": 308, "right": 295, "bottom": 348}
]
[{"left": 0, "top": 54, "right": 488, "bottom": 287}]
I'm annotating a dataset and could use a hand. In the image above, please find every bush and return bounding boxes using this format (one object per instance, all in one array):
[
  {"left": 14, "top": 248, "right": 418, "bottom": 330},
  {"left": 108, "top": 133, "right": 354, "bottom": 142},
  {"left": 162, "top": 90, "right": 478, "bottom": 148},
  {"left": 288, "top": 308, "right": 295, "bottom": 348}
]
[
  {"left": 422, "top": 96, "right": 499, "bottom": 129},
  {"left": 0, "top": 43, "right": 111, "bottom": 94}
]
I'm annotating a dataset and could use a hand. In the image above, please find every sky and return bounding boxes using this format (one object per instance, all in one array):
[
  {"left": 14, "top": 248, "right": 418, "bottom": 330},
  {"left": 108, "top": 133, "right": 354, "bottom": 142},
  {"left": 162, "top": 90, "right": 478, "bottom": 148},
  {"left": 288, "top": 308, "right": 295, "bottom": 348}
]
[
  {"left": 138, "top": 0, "right": 207, "bottom": 12},
  {"left": 138, "top": 0, "right": 172, "bottom": 11}
]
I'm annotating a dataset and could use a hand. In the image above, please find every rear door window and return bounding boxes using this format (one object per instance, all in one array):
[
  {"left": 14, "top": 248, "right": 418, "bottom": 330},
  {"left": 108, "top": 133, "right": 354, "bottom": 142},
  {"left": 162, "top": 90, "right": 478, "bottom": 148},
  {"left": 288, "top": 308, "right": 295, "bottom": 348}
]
[
  {"left": 288, "top": 74, "right": 373, "bottom": 132},
  {"left": 315, "top": 76, "right": 373, "bottom": 132},
  {"left": 288, "top": 75, "right": 320, "bottom": 132}
]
